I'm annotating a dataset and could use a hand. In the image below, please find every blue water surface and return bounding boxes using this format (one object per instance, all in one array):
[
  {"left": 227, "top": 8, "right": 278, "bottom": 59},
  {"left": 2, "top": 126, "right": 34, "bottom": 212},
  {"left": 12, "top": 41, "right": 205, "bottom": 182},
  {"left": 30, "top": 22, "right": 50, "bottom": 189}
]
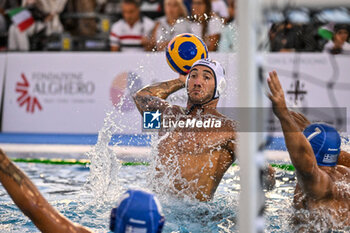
[{"left": 0, "top": 162, "right": 297, "bottom": 233}]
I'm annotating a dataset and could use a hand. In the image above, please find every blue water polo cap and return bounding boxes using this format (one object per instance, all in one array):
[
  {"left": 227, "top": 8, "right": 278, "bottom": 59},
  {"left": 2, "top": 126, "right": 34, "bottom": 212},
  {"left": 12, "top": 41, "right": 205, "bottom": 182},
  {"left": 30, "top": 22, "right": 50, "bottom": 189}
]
[
  {"left": 110, "top": 189, "right": 165, "bottom": 233},
  {"left": 302, "top": 123, "right": 341, "bottom": 166}
]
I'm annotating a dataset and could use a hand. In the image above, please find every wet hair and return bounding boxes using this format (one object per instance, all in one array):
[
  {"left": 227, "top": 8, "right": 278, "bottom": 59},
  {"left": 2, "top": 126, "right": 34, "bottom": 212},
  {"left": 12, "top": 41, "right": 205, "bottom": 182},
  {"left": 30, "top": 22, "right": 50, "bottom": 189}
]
[{"left": 122, "top": 0, "right": 141, "bottom": 7}]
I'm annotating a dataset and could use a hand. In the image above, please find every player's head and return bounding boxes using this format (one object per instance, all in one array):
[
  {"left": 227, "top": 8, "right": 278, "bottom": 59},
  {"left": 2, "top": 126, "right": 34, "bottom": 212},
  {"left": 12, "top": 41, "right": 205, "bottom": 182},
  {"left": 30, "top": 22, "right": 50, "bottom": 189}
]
[
  {"left": 110, "top": 189, "right": 165, "bottom": 233},
  {"left": 121, "top": 0, "right": 141, "bottom": 26},
  {"left": 186, "top": 58, "right": 226, "bottom": 105},
  {"left": 303, "top": 123, "right": 341, "bottom": 166}
]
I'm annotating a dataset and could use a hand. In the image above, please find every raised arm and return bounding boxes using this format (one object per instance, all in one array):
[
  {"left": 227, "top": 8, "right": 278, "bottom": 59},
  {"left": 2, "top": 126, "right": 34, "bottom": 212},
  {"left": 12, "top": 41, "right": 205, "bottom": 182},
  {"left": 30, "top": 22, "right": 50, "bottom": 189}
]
[
  {"left": 0, "top": 149, "right": 92, "bottom": 233},
  {"left": 133, "top": 74, "right": 187, "bottom": 114},
  {"left": 267, "top": 71, "right": 332, "bottom": 199},
  {"left": 289, "top": 111, "right": 311, "bottom": 131}
]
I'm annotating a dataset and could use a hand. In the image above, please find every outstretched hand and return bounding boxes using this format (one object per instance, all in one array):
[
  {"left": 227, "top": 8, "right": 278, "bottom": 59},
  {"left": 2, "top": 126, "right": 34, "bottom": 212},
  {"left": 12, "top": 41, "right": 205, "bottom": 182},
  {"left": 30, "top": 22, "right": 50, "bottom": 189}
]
[
  {"left": 267, "top": 71, "right": 311, "bottom": 130},
  {"left": 267, "top": 71, "right": 289, "bottom": 119}
]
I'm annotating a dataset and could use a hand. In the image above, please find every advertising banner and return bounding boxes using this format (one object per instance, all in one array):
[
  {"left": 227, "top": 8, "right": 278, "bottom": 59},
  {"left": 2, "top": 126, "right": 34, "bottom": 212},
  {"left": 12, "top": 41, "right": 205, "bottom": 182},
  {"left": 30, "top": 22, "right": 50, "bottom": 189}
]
[
  {"left": 2, "top": 53, "right": 350, "bottom": 134},
  {"left": 2, "top": 53, "right": 234, "bottom": 134}
]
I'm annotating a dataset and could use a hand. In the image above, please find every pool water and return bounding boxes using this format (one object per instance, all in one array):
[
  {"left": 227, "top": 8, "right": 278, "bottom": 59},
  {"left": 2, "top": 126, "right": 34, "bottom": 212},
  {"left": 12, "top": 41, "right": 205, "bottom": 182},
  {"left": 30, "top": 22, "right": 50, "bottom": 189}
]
[{"left": 0, "top": 162, "right": 296, "bottom": 233}]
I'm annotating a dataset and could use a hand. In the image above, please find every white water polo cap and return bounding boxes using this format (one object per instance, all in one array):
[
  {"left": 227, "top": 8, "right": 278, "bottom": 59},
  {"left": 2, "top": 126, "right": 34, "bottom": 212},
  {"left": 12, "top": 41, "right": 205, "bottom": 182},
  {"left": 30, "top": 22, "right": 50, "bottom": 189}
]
[{"left": 187, "top": 58, "right": 226, "bottom": 100}]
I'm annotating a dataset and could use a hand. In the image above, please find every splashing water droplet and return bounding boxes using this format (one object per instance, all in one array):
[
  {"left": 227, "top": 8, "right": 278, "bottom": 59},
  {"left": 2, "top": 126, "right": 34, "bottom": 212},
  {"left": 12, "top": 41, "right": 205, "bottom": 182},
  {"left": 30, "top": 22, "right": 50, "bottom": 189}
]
[{"left": 83, "top": 107, "right": 123, "bottom": 207}]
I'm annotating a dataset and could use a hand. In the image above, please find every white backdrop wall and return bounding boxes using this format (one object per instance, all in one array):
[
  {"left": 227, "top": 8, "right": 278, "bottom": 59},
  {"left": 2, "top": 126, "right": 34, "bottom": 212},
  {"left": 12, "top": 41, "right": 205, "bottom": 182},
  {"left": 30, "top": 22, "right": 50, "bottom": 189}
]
[
  {"left": 1, "top": 53, "right": 349, "bottom": 134},
  {"left": 0, "top": 54, "right": 6, "bottom": 116}
]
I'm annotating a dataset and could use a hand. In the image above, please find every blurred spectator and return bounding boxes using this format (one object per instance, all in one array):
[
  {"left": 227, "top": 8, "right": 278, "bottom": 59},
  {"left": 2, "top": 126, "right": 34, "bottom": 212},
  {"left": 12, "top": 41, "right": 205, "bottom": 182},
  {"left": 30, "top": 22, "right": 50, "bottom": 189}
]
[
  {"left": 190, "top": 0, "right": 222, "bottom": 51},
  {"left": 109, "top": 0, "right": 155, "bottom": 52},
  {"left": 65, "top": 0, "right": 97, "bottom": 36},
  {"left": 33, "top": 0, "right": 67, "bottom": 36},
  {"left": 259, "top": 23, "right": 279, "bottom": 51},
  {"left": 0, "top": 0, "right": 19, "bottom": 32},
  {"left": 183, "top": 0, "right": 191, "bottom": 15},
  {"left": 211, "top": 0, "right": 228, "bottom": 20},
  {"left": 323, "top": 24, "right": 350, "bottom": 54},
  {"left": 183, "top": 0, "right": 229, "bottom": 19},
  {"left": 140, "top": 0, "right": 163, "bottom": 19},
  {"left": 96, "top": 0, "right": 107, "bottom": 11},
  {"left": 296, "top": 24, "right": 321, "bottom": 52},
  {"left": 269, "top": 22, "right": 327, "bottom": 52},
  {"left": 153, "top": 0, "right": 190, "bottom": 51},
  {"left": 103, "top": 0, "right": 121, "bottom": 15},
  {"left": 224, "top": 0, "right": 234, "bottom": 23},
  {"left": 270, "top": 21, "right": 301, "bottom": 52},
  {"left": 0, "top": 0, "right": 20, "bottom": 49},
  {"left": 218, "top": 0, "right": 236, "bottom": 52},
  {"left": 8, "top": 0, "right": 67, "bottom": 51}
]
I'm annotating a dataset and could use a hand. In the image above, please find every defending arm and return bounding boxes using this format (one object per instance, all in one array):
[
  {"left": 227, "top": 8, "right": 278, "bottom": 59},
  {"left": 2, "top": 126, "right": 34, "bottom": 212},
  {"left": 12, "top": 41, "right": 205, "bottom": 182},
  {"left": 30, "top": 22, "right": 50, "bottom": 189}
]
[
  {"left": 0, "top": 149, "right": 92, "bottom": 233},
  {"left": 267, "top": 71, "right": 333, "bottom": 199}
]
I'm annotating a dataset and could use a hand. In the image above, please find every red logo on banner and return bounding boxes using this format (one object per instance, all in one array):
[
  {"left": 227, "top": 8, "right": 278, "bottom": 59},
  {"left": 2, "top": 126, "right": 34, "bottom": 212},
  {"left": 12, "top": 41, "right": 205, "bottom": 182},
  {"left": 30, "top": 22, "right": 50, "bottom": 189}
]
[{"left": 15, "top": 73, "right": 42, "bottom": 113}]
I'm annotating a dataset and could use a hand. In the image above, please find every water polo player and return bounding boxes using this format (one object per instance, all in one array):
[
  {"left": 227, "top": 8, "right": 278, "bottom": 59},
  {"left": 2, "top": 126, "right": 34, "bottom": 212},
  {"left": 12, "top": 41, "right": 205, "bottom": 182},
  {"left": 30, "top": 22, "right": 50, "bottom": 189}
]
[
  {"left": 267, "top": 70, "right": 350, "bottom": 231},
  {"left": 0, "top": 149, "right": 164, "bottom": 233},
  {"left": 133, "top": 58, "right": 275, "bottom": 201}
]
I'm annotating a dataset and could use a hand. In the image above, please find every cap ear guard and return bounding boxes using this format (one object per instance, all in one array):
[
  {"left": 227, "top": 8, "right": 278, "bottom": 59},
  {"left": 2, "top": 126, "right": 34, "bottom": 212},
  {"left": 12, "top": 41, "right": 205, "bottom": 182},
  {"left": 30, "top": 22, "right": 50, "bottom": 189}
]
[{"left": 215, "top": 75, "right": 226, "bottom": 98}]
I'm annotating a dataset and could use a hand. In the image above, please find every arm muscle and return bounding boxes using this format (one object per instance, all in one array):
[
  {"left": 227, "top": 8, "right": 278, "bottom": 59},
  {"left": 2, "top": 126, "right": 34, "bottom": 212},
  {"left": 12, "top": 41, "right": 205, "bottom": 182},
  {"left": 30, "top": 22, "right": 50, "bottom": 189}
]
[{"left": 0, "top": 150, "right": 92, "bottom": 233}]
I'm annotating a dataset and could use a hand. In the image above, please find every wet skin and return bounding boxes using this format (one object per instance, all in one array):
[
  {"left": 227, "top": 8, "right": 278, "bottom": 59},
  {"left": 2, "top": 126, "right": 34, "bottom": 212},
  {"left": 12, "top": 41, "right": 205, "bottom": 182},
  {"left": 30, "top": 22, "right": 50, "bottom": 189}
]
[
  {"left": 133, "top": 66, "right": 236, "bottom": 201},
  {"left": 156, "top": 105, "right": 236, "bottom": 201},
  {"left": 267, "top": 70, "right": 350, "bottom": 231},
  {"left": 0, "top": 149, "right": 92, "bottom": 233},
  {"left": 292, "top": 165, "right": 350, "bottom": 232}
]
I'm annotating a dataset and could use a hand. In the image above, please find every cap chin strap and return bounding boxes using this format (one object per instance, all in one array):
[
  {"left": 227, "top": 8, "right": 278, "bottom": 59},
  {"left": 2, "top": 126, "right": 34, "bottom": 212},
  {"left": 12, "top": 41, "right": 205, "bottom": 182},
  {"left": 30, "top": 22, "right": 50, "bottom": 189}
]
[{"left": 186, "top": 97, "right": 218, "bottom": 114}]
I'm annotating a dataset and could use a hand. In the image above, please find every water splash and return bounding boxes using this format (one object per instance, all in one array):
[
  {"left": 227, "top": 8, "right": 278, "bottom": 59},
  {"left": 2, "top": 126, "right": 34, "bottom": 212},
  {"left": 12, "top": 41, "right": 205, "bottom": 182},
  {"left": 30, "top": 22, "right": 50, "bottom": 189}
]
[
  {"left": 144, "top": 131, "right": 241, "bottom": 232},
  {"left": 83, "top": 108, "right": 123, "bottom": 206},
  {"left": 264, "top": 169, "right": 295, "bottom": 232}
]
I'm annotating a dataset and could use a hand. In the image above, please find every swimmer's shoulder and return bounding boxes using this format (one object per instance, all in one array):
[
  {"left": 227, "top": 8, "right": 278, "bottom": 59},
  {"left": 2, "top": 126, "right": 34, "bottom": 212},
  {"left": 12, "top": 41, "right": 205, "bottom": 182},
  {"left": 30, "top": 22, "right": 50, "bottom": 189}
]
[
  {"left": 334, "top": 165, "right": 350, "bottom": 178},
  {"left": 213, "top": 110, "right": 235, "bottom": 120},
  {"left": 315, "top": 166, "right": 350, "bottom": 199},
  {"left": 214, "top": 111, "right": 237, "bottom": 131}
]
